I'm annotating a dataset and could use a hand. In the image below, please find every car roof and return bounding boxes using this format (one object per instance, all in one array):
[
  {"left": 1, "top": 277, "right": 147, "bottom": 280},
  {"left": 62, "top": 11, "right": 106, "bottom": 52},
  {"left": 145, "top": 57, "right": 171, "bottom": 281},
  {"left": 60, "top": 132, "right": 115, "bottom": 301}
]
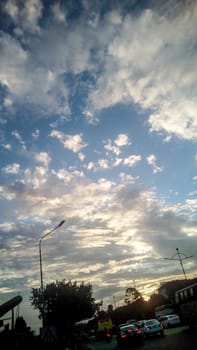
[
  {"left": 165, "top": 314, "right": 179, "bottom": 318},
  {"left": 120, "top": 324, "right": 137, "bottom": 331},
  {"left": 119, "top": 323, "right": 130, "bottom": 327},
  {"left": 144, "top": 319, "right": 159, "bottom": 324}
]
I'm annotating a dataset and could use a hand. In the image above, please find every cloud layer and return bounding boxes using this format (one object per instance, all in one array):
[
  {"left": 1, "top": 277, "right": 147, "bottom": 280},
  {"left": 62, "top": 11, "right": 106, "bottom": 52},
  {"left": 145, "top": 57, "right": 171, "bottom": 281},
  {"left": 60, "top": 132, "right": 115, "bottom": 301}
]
[{"left": 0, "top": 0, "right": 197, "bottom": 139}]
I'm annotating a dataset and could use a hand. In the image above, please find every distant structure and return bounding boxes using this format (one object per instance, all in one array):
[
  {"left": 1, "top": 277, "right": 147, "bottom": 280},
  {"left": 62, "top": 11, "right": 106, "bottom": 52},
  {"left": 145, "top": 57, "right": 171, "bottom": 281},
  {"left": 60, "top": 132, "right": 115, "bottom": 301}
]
[{"left": 0, "top": 296, "right": 22, "bottom": 330}]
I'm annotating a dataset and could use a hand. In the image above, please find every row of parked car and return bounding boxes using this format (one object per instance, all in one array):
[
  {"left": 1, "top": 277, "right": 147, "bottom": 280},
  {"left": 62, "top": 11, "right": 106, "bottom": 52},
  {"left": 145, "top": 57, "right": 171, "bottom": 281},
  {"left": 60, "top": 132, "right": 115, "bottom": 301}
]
[
  {"left": 158, "top": 313, "right": 181, "bottom": 328},
  {"left": 116, "top": 314, "right": 181, "bottom": 347}
]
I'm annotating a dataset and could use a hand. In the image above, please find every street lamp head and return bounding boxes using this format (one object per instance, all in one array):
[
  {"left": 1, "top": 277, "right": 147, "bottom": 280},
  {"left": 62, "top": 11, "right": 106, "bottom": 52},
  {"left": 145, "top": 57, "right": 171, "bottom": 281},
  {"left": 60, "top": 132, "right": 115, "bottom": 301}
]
[{"left": 58, "top": 220, "right": 65, "bottom": 227}]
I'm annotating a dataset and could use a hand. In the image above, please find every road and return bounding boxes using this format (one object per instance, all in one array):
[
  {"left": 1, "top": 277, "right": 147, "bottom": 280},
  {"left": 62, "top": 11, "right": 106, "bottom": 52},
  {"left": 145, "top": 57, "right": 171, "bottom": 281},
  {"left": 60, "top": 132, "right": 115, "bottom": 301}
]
[{"left": 88, "top": 326, "right": 197, "bottom": 350}]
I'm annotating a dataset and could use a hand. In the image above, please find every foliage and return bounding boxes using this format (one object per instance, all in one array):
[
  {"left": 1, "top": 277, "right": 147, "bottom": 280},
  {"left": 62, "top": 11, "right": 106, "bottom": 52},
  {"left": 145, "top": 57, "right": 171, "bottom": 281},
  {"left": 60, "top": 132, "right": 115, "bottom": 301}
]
[
  {"left": 111, "top": 278, "right": 197, "bottom": 326},
  {"left": 30, "top": 280, "right": 95, "bottom": 332},
  {"left": 107, "top": 304, "right": 113, "bottom": 313},
  {"left": 112, "top": 297, "right": 149, "bottom": 325},
  {"left": 148, "top": 293, "right": 166, "bottom": 308},
  {"left": 124, "top": 287, "right": 142, "bottom": 305}
]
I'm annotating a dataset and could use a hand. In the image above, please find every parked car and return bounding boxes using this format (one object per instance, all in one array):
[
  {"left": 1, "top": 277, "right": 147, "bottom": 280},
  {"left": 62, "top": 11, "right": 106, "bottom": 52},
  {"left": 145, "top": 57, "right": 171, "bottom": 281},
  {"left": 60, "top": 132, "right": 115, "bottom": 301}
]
[
  {"left": 137, "top": 319, "right": 164, "bottom": 337},
  {"left": 116, "top": 323, "right": 143, "bottom": 347},
  {"left": 159, "top": 314, "right": 181, "bottom": 328}
]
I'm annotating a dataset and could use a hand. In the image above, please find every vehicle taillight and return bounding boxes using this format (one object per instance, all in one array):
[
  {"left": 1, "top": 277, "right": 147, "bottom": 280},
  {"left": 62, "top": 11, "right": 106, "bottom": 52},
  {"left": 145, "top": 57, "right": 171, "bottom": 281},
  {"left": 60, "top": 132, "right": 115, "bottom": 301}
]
[
  {"left": 127, "top": 329, "right": 132, "bottom": 333},
  {"left": 121, "top": 334, "right": 127, "bottom": 338},
  {"left": 137, "top": 329, "right": 142, "bottom": 334}
]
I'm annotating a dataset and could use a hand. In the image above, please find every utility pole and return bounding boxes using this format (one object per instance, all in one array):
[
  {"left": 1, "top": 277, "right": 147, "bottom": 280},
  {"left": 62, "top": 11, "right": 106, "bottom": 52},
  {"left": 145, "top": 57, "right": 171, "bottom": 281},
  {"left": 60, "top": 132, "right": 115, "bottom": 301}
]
[
  {"left": 164, "top": 247, "right": 193, "bottom": 280},
  {"left": 113, "top": 296, "right": 116, "bottom": 309}
]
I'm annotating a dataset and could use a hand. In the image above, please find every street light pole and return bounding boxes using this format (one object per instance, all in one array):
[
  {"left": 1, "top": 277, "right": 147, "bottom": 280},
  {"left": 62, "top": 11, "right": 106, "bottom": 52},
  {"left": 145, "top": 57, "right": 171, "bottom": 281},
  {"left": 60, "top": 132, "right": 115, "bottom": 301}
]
[
  {"left": 39, "top": 220, "right": 65, "bottom": 325},
  {"left": 164, "top": 247, "right": 193, "bottom": 280}
]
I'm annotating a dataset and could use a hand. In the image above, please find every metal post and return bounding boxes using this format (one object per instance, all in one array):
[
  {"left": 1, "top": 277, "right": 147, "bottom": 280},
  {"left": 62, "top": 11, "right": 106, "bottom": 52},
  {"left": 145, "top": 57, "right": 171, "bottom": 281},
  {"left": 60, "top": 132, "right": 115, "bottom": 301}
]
[
  {"left": 11, "top": 308, "right": 14, "bottom": 331},
  {"left": 39, "top": 220, "right": 65, "bottom": 327},
  {"left": 176, "top": 248, "right": 187, "bottom": 280},
  {"left": 39, "top": 239, "right": 44, "bottom": 295},
  {"left": 113, "top": 296, "right": 116, "bottom": 309}
]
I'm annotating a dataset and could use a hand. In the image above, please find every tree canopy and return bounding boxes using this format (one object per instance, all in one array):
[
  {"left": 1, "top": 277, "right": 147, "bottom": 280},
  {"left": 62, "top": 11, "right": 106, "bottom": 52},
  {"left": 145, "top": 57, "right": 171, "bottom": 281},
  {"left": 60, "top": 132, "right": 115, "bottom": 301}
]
[
  {"left": 30, "top": 280, "right": 95, "bottom": 333},
  {"left": 124, "top": 287, "right": 142, "bottom": 305}
]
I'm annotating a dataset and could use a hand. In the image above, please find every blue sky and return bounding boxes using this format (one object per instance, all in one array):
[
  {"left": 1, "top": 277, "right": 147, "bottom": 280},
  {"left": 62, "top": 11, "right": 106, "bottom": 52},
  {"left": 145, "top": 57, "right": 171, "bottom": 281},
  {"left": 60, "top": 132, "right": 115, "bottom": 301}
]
[{"left": 0, "top": 0, "right": 197, "bottom": 332}]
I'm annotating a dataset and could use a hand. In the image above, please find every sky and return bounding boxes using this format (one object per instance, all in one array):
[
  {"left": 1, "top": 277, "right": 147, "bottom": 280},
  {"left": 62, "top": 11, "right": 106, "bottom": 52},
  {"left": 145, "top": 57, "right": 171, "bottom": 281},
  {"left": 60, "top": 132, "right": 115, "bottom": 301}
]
[{"left": 0, "top": 0, "right": 197, "bottom": 333}]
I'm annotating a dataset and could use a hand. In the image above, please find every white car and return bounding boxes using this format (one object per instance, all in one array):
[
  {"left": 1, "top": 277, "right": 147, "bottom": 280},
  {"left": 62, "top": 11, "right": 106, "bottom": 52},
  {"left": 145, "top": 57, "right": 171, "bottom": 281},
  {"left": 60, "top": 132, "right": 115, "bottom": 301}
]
[
  {"left": 159, "top": 314, "right": 181, "bottom": 328},
  {"left": 138, "top": 319, "right": 164, "bottom": 337}
]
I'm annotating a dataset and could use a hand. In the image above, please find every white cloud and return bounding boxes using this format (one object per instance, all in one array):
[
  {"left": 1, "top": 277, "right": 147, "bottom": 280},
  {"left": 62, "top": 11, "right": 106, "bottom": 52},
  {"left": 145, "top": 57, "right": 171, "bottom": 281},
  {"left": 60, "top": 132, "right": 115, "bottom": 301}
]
[
  {"left": 98, "top": 158, "right": 110, "bottom": 169},
  {"left": 84, "top": 4, "right": 197, "bottom": 141},
  {"left": 0, "top": 186, "right": 16, "bottom": 200},
  {"left": 34, "top": 152, "right": 51, "bottom": 167},
  {"left": 86, "top": 152, "right": 141, "bottom": 172},
  {"left": 11, "top": 130, "right": 26, "bottom": 150},
  {"left": 104, "top": 134, "right": 131, "bottom": 156},
  {"left": 113, "top": 157, "right": 123, "bottom": 167},
  {"left": 149, "top": 100, "right": 197, "bottom": 141},
  {"left": 52, "top": 168, "right": 84, "bottom": 183},
  {"left": 146, "top": 154, "right": 163, "bottom": 174},
  {"left": 23, "top": 166, "right": 48, "bottom": 189},
  {"left": 114, "top": 134, "right": 130, "bottom": 147},
  {"left": 107, "top": 10, "right": 123, "bottom": 25},
  {"left": 104, "top": 140, "right": 121, "bottom": 155},
  {"left": 0, "top": 33, "right": 28, "bottom": 96},
  {"left": 0, "top": 164, "right": 196, "bottom": 315},
  {"left": 123, "top": 154, "right": 141, "bottom": 167},
  {"left": 4, "top": 0, "right": 19, "bottom": 19},
  {"left": 3, "top": 0, "right": 43, "bottom": 33},
  {"left": 86, "top": 157, "right": 123, "bottom": 172},
  {"left": 0, "top": 31, "right": 70, "bottom": 118},
  {"left": 189, "top": 190, "right": 197, "bottom": 197},
  {"left": 2, "top": 144, "right": 12, "bottom": 151},
  {"left": 2, "top": 163, "right": 20, "bottom": 174},
  {"left": 0, "top": 2, "right": 197, "bottom": 141},
  {"left": 78, "top": 152, "right": 85, "bottom": 161},
  {"left": 3, "top": 97, "right": 13, "bottom": 107},
  {"left": 32, "top": 129, "right": 40, "bottom": 139},
  {"left": 119, "top": 172, "right": 138, "bottom": 183},
  {"left": 86, "top": 162, "right": 95, "bottom": 171},
  {"left": 50, "top": 131, "right": 87, "bottom": 153},
  {"left": 51, "top": 2, "right": 66, "bottom": 23}
]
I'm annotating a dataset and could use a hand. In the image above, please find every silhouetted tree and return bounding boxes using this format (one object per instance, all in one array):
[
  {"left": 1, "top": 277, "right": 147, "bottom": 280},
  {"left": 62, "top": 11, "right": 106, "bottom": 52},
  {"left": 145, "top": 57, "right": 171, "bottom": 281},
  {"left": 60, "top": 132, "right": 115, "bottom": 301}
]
[
  {"left": 14, "top": 316, "right": 35, "bottom": 350},
  {"left": 124, "top": 287, "right": 142, "bottom": 305},
  {"left": 107, "top": 304, "right": 113, "bottom": 313},
  {"left": 148, "top": 293, "right": 166, "bottom": 309},
  {"left": 30, "top": 280, "right": 95, "bottom": 339}
]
